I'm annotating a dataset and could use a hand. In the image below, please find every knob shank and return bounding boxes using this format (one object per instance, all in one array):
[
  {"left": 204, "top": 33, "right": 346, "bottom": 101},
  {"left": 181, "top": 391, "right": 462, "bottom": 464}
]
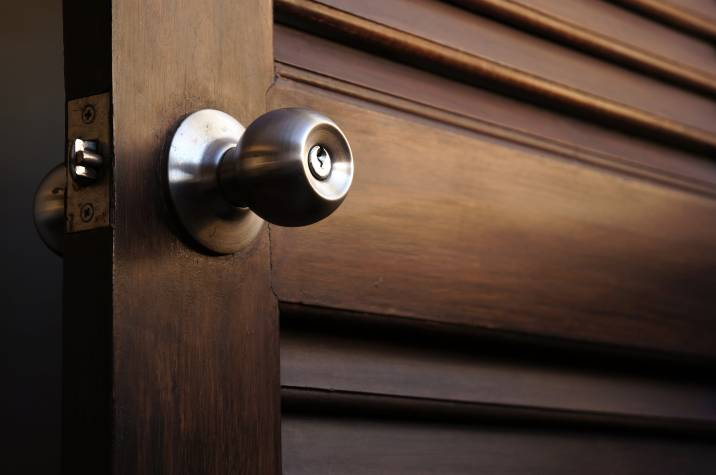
[{"left": 219, "top": 108, "right": 353, "bottom": 227}]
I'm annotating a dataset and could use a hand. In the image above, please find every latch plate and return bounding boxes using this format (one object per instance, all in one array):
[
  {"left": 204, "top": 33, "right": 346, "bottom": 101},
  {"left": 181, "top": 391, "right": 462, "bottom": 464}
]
[{"left": 66, "top": 93, "right": 111, "bottom": 232}]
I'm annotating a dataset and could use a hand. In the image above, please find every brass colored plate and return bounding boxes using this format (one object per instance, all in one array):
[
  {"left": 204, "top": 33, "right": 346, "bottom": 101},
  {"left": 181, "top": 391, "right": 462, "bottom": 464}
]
[{"left": 66, "top": 93, "right": 112, "bottom": 232}]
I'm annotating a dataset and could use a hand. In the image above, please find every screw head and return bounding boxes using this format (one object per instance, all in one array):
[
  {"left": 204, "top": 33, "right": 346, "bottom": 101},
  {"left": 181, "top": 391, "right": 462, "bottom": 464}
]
[
  {"left": 308, "top": 145, "right": 332, "bottom": 180},
  {"left": 81, "top": 104, "right": 96, "bottom": 124},
  {"left": 80, "top": 203, "right": 94, "bottom": 222}
]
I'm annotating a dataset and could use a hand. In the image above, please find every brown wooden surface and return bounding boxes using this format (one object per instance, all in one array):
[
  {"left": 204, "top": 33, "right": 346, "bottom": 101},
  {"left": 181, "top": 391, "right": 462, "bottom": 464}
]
[
  {"left": 62, "top": 0, "right": 716, "bottom": 472},
  {"left": 275, "top": 0, "right": 716, "bottom": 155},
  {"left": 449, "top": 0, "right": 716, "bottom": 96},
  {"left": 281, "top": 310, "right": 716, "bottom": 424},
  {"left": 671, "top": 0, "right": 716, "bottom": 21},
  {"left": 321, "top": 0, "right": 716, "bottom": 115},
  {"left": 275, "top": 27, "right": 716, "bottom": 196},
  {"left": 276, "top": 3, "right": 716, "bottom": 473},
  {"left": 480, "top": 0, "right": 716, "bottom": 77},
  {"left": 283, "top": 412, "right": 716, "bottom": 474},
  {"left": 320, "top": 0, "right": 716, "bottom": 124},
  {"left": 268, "top": 79, "right": 716, "bottom": 357},
  {"left": 109, "top": 0, "right": 279, "bottom": 473},
  {"left": 612, "top": 0, "right": 716, "bottom": 41}
]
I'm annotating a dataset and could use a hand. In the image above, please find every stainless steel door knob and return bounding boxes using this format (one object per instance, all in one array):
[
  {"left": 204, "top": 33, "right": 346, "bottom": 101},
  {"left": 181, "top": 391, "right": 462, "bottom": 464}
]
[
  {"left": 33, "top": 163, "right": 66, "bottom": 255},
  {"left": 167, "top": 108, "right": 354, "bottom": 254}
]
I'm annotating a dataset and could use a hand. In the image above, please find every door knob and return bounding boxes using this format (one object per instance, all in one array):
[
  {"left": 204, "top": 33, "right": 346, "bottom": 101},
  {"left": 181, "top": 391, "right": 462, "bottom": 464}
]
[
  {"left": 33, "top": 163, "right": 66, "bottom": 255},
  {"left": 33, "top": 139, "right": 107, "bottom": 255},
  {"left": 167, "top": 108, "right": 354, "bottom": 254}
]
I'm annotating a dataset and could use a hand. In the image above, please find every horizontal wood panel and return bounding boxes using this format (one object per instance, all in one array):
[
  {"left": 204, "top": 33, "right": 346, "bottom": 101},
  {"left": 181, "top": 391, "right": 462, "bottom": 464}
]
[
  {"left": 613, "top": 0, "right": 716, "bottom": 41},
  {"left": 504, "top": 0, "right": 716, "bottom": 75},
  {"left": 268, "top": 80, "right": 716, "bottom": 357},
  {"left": 319, "top": 0, "right": 716, "bottom": 121},
  {"left": 670, "top": 0, "right": 716, "bottom": 20},
  {"left": 448, "top": 0, "right": 716, "bottom": 94},
  {"left": 281, "top": 311, "right": 716, "bottom": 425},
  {"left": 276, "top": 0, "right": 716, "bottom": 154},
  {"left": 275, "top": 27, "right": 716, "bottom": 195},
  {"left": 283, "top": 412, "right": 716, "bottom": 474}
]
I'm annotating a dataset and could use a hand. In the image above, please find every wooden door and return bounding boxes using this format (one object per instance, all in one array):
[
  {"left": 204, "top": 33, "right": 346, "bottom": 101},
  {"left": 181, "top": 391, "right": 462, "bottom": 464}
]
[
  {"left": 62, "top": 0, "right": 279, "bottom": 473},
  {"left": 62, "top": 0, "right": 716, "bottom": 473}
]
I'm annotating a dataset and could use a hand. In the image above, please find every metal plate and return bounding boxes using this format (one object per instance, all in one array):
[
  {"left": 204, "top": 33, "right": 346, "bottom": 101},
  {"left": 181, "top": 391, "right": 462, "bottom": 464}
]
[
  {"left": 66, "top": 93, "right": 112, "bottom": 232},
  {"left": 167, "top": 109, "right": 263, "bottom": 254}
]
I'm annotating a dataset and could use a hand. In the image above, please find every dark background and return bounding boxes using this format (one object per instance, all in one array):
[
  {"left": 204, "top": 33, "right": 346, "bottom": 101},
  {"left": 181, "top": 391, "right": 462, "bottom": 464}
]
[{"left": 0, "top": 0, "right": 64, "bottom": 472}]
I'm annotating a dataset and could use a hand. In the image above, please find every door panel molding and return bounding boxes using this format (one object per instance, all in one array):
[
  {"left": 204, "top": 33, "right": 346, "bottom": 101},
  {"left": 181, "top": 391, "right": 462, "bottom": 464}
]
[
  {"left": 269, "top": 83, "right": 716, "bottom": 357},
  {"left": 275, "top": 0, "right": 716, "bottom": 155}
]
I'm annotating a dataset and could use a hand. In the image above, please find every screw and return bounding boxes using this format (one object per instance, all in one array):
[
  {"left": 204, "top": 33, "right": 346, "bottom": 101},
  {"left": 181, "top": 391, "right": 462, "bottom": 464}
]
[
  {"left": 80, "top": 203, "right": 94, "bottom": 223},
  {"left": 308, "top": 145, "right": 332, "bottom": 180},
  {"left": 81, "top": 104, "right": 96, "bottom": 124}
]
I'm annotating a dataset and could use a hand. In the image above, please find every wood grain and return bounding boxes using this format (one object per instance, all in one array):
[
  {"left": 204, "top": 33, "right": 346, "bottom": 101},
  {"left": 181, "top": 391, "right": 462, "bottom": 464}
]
[
  {"left": 611, "top": 0, "right": 716, "bottom": 41},
  {"left": 488, "top": 0, "right": 716, "bottom": 78},
  {"left": 269, "top": 80, "right": 716, "bottom": 357},
  {"left": 449, "top": 0, "right": 716, "bottom": 96},
  {"left": 281, "top": 312, "right": 716, "bottom": 425},
  {"left": 275, "top": 0, "right": 716, "bottom": 155},
  {"left": 283, "top": 412, "right": 716, "bottom": 474},
  {"left": 317, "top": 0, "right": 716, "bottom": 128},
  {"left": 666, "top": 0, "right": 716, "bottom": 22},
  {"left": 282, "top": 387, "right": 716, "bottom": 437},
  {"left": 275, "top": 28, "right": 716, "bottom": 197},
  {"left": 111, "top": 0, "right": 279, "bottom": 473},
  {"left": 61, "top": 0, "right": 716, "bottom": 472}
]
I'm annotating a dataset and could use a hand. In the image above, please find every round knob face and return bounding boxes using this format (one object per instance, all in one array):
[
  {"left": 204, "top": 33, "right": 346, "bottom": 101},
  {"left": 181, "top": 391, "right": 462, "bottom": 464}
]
[{"left": 222, "top": 108, "right": 354, "bottom": 227}]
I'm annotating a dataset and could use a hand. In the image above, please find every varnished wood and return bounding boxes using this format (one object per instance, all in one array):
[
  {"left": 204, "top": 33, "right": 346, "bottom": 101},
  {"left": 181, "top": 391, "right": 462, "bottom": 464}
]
[
  {"left": 449, "top": 0, "right": 716, "bottom": 96},
  {"left": 61, "top": 0, "right": 282, "bottom": 473},
  {"left": 283, "top": 411, "right": 716, "bottom": 474},
  {"left": 480, "top": 0, "right": 716, "bottom": 80},
  {"left": 61, "top": 0, "right": 716, "bottom": 472},
  {"left": 274, "top": 30, "right": 716, "bottom": 197},
  {"left": 283, "top": 388, "right": 716, "bottom": 438},
  {"left": 268, "top": 80, "right": 716, "bottom": 357},
  {"left": 612, "top": 0, "right": 716, "bottom": 42},
  {"left": 274, "top": 3, "right": 716, "bottom": 472},
  {"left": 666, "top": 0, "right": 716, "bottom": 22},
  {"left": 275, "top": 0, "right": 716, "bottom": 155},
  {"left": 281, "top": 308, "right": 716, "bottom": 427},
  {"left": 313, "top": 0, "right": 716, "bottom": 136}
]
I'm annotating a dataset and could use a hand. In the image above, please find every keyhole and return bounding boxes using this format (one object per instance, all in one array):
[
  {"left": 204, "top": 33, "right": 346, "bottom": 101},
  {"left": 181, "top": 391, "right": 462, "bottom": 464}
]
[{"left": 308, "top": 145, "right": 332, "bottom": 180}]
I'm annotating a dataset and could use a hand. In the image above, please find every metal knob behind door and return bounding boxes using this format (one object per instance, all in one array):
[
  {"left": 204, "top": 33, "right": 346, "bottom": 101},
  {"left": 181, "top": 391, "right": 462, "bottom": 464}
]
[
  {"left": 33, "top": 164, "right": 66, "bottom": 255},
  {"left": 166, "top": 108, "right": 354, "bottom": 254}
]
